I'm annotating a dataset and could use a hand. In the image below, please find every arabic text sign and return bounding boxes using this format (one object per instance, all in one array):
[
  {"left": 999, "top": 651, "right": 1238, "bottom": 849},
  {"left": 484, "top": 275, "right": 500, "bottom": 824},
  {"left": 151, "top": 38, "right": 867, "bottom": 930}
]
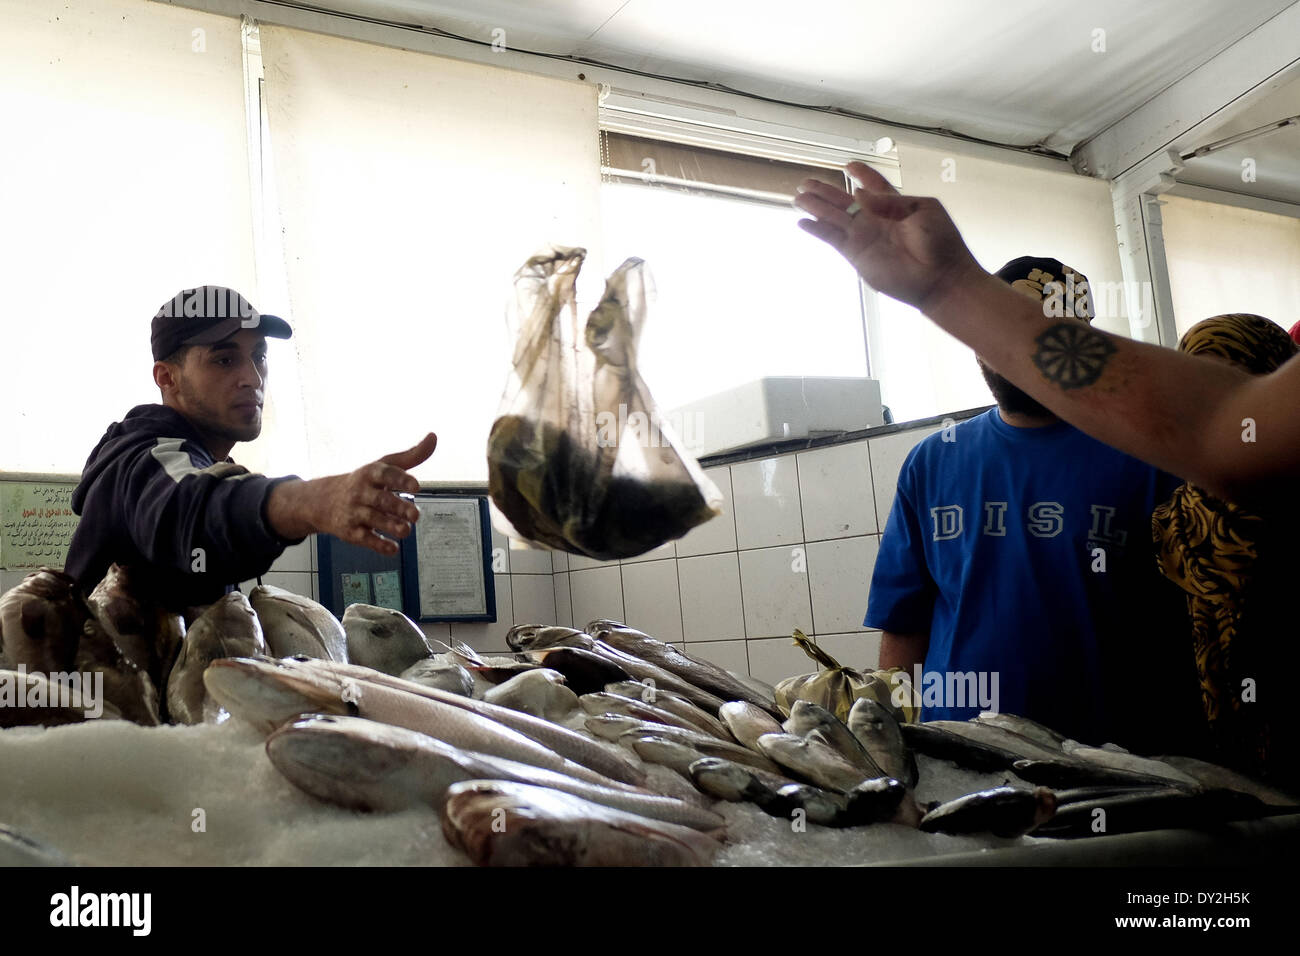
[{"left": 0, "top": 482, "right": 80, "bottom": 569}]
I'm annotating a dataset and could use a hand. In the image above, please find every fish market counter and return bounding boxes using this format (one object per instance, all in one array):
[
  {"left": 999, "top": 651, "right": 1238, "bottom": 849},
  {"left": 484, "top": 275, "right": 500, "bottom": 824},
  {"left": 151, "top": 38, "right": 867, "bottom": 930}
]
[{"left": 1, "top": 718, "right": 1287, "bottom": 867}]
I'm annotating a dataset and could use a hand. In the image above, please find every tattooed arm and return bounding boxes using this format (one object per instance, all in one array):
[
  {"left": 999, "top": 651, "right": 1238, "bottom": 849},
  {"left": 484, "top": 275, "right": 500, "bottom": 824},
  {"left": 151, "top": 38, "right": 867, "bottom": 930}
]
[{"left": 794, "top": 162, "right": 1300, "bottom": 503}]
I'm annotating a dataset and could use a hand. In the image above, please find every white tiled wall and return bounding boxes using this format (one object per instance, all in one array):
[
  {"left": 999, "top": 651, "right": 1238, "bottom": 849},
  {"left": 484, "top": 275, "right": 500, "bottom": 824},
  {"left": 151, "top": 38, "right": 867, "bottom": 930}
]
[{"left": 2, "top": 420, "right": 943, "bottom": 686}]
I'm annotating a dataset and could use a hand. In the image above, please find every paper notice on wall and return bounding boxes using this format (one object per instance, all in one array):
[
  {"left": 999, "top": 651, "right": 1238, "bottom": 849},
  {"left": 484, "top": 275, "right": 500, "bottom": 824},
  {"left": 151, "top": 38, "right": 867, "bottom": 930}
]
[
  {"left": 0, "top": 482, "right": 81, "bottom": 570},
  {"left": 372, "top": 571, "right": 402, "bottom": 611},
  {"left": 414, "top": 498, "right": 487, "bottom": 618},
  {"left": 340, "top": 572, "right": 372, "bottom": 608}
]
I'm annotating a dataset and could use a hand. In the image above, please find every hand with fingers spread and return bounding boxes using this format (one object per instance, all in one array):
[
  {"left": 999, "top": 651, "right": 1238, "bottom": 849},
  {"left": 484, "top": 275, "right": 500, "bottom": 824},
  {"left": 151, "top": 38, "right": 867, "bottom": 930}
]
[
  {"left": 266, "top": 432, "right": 438, "bottom": 556},
  {"left": 794, "top": 161, "right": 985, "bottom": 312}
]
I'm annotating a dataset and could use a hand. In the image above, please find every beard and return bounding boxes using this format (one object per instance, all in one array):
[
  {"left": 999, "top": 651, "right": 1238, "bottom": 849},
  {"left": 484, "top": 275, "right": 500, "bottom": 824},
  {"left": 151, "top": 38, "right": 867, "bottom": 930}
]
[
  {"left": 176, "top": 376, "right": 262, "bottom": 445},
  {"left": 976, "top": 359, "right": 1055, "bottom": 419}
]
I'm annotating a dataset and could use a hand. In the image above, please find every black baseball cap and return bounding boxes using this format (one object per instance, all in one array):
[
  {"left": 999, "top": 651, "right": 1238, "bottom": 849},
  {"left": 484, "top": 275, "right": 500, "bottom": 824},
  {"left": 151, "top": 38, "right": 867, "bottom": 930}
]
[
  {"left": 994, "top": 256, "right": 1094, "bottom": 322},
  {"left": 151, "top": 286, "right": 293, "bottom": 361}
]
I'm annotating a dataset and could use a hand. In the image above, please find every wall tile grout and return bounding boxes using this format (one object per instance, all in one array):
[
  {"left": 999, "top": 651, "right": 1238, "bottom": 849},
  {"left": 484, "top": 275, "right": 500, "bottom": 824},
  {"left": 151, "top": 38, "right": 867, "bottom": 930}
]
[{"left": 866, "top": 436, "right": 881, "bottom": 533}]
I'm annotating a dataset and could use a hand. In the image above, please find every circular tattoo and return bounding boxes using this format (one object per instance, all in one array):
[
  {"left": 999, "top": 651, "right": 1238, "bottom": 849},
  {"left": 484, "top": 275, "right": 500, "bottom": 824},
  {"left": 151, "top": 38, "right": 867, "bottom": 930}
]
[{"left": 1032, "top": 323, "right": 1116, "bottom": 389}]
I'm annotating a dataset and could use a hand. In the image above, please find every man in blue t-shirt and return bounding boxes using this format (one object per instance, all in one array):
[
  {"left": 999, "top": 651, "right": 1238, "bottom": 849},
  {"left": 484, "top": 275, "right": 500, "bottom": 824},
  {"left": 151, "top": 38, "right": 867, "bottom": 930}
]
[{"left": 865, "top": 257, "right": 1190, "bottom": 746}]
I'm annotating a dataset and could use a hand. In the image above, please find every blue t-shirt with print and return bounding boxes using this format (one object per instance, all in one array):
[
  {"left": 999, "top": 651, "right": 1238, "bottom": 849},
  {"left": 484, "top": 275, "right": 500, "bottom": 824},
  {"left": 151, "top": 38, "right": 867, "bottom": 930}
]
[{"left": 865, "top": 409, "right": 1180, "bottom": 743}]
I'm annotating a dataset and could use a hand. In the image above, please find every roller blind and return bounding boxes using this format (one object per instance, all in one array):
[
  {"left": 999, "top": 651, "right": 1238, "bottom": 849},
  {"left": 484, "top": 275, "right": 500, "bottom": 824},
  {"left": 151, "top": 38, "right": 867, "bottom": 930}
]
[
  {"left": 876, "top": 142, "right": 1128, "bottom": 423},
  {"left": 1161, "top": 193, "right": 1300, "bottom": 338},
  {"left": 603, "top": 132, "right": 847, "bottom": 202},
  {"left": 259, "top": 25, "right": 601, "bottom": 482},
  {"left": 0, "top": 0, "right": 256, "bottom": 472}
]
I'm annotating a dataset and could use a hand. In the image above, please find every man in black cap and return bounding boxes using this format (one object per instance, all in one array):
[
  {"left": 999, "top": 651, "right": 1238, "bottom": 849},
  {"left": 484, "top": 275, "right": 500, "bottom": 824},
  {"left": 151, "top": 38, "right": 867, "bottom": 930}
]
[
  {"left": 65, "top": 286, "right": 435, "bottom": 610},
  {"left": 865, "top": 258, "right": 1199, "bottom": 749}
]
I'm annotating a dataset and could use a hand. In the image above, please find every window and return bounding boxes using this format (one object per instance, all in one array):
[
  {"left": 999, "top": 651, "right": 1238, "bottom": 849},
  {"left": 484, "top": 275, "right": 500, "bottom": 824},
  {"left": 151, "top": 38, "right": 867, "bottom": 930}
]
[
  {"left": 256, "top": 24, "right": 600, "bottom": 482},
  {"left": 0, "top": 0, "right": 255, "bottom": 473},
  {"left": 599, "top": 133, "right": 871, "bottom": 414}
]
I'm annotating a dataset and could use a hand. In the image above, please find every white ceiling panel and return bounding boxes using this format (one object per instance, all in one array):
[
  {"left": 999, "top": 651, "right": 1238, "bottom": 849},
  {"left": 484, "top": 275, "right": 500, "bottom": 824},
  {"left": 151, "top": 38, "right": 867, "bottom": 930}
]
[
  {"left": 318, "top": 0, "right": 1298, "bottom": 154},
  {"left": 1176, "top": 73, "right": 1300, "bottom": 205}
]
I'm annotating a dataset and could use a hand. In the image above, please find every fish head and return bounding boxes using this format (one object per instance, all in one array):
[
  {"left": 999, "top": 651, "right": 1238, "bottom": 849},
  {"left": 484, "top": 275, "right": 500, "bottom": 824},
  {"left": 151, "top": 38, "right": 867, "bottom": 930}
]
[
  {"left": 199, "top": 591, "right": 265, "bottom": 645},
  {"left": 584, "top": 714, "right": 642, "bottom": 741},
  {"left": 849, "top": 698, "right": 889, "bottom": 733},
  {"left": 688, "top": 757, "right": 750, "bottom": 789},
  {"left": 782, "top": 700, "right": 820, "bottom": 736},
  {"left": 507, "top": 625, "right": 587, "bottom": 652},
  {"left": 505, "top": 624, "right": 551, "bottom": 652},
  {"left": 265, "top": 714, "right": 427, "bottom": 810},
  {"left": 204, "top": 657, "right": 349, "bottom": 734}
]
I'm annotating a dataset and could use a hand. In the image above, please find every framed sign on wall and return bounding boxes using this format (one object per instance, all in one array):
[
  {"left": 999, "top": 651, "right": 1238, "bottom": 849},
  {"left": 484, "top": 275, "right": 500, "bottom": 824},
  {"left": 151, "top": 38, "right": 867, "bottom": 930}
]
[
  {"left": 317, "top": 494, "right": 496, "bottom": 622},
  {"left": 400, "top": 495, "right": 496, "bottom": 623}
]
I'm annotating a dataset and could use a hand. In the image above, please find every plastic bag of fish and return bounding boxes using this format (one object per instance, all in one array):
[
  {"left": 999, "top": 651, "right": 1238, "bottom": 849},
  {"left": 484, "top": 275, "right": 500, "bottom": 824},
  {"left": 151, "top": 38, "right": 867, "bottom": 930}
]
[
  {"left": 774, "top": 629, "right": 918, "bottom": 724},
  {"left": 486, "top": 246, "right": 722, "bottom": 560}
]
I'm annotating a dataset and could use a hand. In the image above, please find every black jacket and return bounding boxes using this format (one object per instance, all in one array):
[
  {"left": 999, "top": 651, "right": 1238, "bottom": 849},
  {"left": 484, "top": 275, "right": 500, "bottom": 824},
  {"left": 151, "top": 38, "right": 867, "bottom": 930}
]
[{"left": 66, "top": 404, "right": 301, "bottom": 609}]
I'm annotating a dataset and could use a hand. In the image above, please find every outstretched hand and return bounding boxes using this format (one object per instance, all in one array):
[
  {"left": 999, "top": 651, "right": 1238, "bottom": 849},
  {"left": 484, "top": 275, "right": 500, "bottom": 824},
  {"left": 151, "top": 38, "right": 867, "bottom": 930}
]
[
  {"left": 794, "top": 162, "right": 983, "bottom": 312},
  {"left": 268, "top": 432, "right": 438, "bottom": 556}
]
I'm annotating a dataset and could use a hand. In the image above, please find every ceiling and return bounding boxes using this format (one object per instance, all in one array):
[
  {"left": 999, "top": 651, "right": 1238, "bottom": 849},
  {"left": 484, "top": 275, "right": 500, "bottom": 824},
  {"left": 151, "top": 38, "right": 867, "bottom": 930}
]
[
  {"left": 302, "top": 0, "right": 1297, "bottom": 158},
  {"left": 1175, "top": 73, "right": 1300, "bottom": 205}
]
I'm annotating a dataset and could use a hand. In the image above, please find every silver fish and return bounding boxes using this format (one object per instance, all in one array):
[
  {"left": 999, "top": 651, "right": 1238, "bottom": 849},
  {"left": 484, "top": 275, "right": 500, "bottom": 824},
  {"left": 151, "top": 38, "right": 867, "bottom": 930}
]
[
  {"left": 485, "top": 669, "right": 579, "bottom": 722},
  {"left": 0, "top": 568, "right": 84, "bottom": 672},
  {"left": 505, "top": 625, "right": 590, "bottom": 653},
  {"left": 85, "top": 564, "right": 155, "bottom": 676},
  {"left": 1064, "top": 745, "right": 1202, "bottom": 788},
  {"left": 441, "top": 780, "right": 723, "bottom": 866},
  {"left": 629, "top": 736, "right": 712, "bottom": 779},
  {"left": 398, "top": 658, "right": 474, "bottom": 697},
  {"left": 606, "top": 680, "right": 730, "bottom": 738},
  {"left": 774, "top": 784, "right": 847, "bottom": 827},
  {"left": 541, "top": 633, "right": 727, "bottom": 714},
  {"left": 250, "top": 585, "right": 348, "bottom": 662},
  {"left": 1155, "top": 755, "right": 1299, "bottom": 807},
  {"left": 587, "top": 620, "right": 780, "bottom": 717},
  {"left": 936, "top": 720, "right": 1070, "bottom": 761},
  {"left": 688, "top": 757, "right": 765, "bottom": 802},
  {"left": 282, "top": 657, "right": 645, "bottom": 785},
  {"left": 756, "top": 731, "right": 871, "bottom": 793},
  {"left": 919, "top": 786, "right": 1057, "bottom": 837},
  {"left": 342, "top": 604, "right": 433, "bottom": 676},
  {"left": 74, "top": 618, "right": 160, "bottom": 726},
  {"left": 587, "top": 715, "right": 783, "bottom": 774},
  {"left": 903, "top": 723, "right": 1033, "bottom": 772},
  {"left": 686, "top": 756, "right": 846, "bottom": 826},
  {"left": 719, "top": 700, "right": 786, "bottom": 753},
  {"left": 842, "top": 777, "right": 915, "bottom": 827},
  {"left": 206, "top": 657, "right": 634, "bottom": 789},
  {"left": 784, "top": 700, "right": 883, "bottom": 777},
  {"left": 1031, "top": 787, "right": 1268, "bottom": 839},
  {"left": 974, "top": 711, "right": 1069, "bottom": 751},
  {"left": 580, "top": 691, "right": 727, "bottom": 738},
  {"left": 523, "top": 647, "right": 628, "bottom": 695},
  {"left": 166, "top": 592, "right": 266, "bottom": 724},
  {"left": 847, "top": 698, "right": 917, "bottom": 787},
  {"left": 1011, "top": 758, "right": 1199, "bottom": 790},
  {"left": 266, "top": 714, "right": 723, "bottom": 831}
]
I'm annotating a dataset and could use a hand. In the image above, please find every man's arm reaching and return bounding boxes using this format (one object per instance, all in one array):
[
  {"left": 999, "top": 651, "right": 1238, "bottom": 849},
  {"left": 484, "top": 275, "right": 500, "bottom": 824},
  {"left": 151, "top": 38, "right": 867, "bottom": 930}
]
[
  {"left": 794, "top": 164, "right": 1300, "bottom": 504},
  {"left": 266, "top": 433, "right": 436, "bottom": 556}
]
